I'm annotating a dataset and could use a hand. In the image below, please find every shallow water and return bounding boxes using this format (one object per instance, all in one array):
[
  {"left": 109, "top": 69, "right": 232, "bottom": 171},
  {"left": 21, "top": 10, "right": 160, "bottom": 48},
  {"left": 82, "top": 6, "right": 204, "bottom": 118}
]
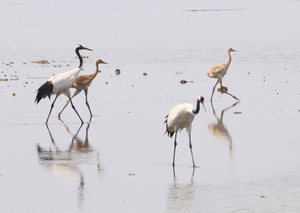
[{"left": 1, "top": 0, "right": 300, "bottom": 212}]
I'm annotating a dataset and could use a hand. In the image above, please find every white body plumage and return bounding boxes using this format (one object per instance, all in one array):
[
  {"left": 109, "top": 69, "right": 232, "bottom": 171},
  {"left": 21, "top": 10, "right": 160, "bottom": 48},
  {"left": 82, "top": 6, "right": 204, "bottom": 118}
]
[
  {"left": 166, "top": 103, "right": 195, "bottom": 135},
  {"left": 50, "top": 67, "right": 82, "bottom": 97}
]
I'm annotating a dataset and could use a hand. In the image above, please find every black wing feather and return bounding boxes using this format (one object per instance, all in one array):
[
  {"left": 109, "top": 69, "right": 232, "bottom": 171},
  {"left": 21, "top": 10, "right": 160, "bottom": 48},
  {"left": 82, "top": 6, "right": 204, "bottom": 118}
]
[
  {"left": 35, "top": 81, "right": 53, "bottom": 104},
  {"left": 164, "top": 114, "right": 174, "bottom": 138}
]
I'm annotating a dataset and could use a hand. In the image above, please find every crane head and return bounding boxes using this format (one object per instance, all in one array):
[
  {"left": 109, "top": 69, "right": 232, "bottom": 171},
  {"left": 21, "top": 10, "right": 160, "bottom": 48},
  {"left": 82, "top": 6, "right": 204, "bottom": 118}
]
[
  {"left": 228, "top": 48, "right": 236, "bottom": 52},
  {"left": 198, "top": 96, "right": 207, "bottom": 113},
  {"left": 96, "top": 59, "right": 108, "bottom": 65},
  {"left": 75, "top": 44, "right": 93, "bottom": 51}
]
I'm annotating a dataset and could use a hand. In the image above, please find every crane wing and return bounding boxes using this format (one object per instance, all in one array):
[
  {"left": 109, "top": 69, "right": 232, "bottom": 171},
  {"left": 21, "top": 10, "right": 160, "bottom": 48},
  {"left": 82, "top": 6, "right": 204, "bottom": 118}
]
[{"left": 207, "top": 63, "right": 227, "bottom": 78}]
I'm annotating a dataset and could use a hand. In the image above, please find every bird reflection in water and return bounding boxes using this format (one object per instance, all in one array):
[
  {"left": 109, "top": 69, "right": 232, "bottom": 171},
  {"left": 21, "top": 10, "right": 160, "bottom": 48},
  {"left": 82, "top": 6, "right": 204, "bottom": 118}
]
[
  {"left": 167, "top": 167, "right": 198, "bottom": 212},
  {"left": 36, "top": 117, "right": 101, "bottom": 210},
  {"left": 208, "top": 101, "right": 240, "bottom": 154}
]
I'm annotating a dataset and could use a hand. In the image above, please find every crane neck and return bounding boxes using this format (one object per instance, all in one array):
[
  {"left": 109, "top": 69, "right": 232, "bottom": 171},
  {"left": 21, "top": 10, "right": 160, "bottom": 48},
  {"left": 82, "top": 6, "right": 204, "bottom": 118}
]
[
  {"left": 226, "top": 51, "right": 232, "bottom": 67},
  {"left": 91, "top": 63, "right": 100, "bottom": 79},
  {"left": 192, "top": 99, "right": 201, "bottom": 115},
  {"left": 75, "top": 48, "right": 83, "bottom": 68}
]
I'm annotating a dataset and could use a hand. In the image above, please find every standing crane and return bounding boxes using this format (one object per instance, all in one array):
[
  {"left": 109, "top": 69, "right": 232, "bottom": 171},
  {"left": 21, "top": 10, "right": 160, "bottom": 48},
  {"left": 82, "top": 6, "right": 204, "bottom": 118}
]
[
  {"left": 164, "top": 96, "right": 206, "bottom": 167},
  {"left": 35, "top": 44, "right": 93, "bottom": 124},
  {"left": 58, "top": 59, "right": 107, "bottom": 119},
  {"left": 207, "top": 48, "right": 236, "bottom": 101}
]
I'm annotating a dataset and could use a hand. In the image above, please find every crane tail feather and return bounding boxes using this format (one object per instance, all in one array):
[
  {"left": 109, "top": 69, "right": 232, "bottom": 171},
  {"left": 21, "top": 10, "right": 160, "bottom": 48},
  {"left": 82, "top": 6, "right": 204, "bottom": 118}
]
[
  {"left": 165, "top": 129, "right": 175, "bottom": 138},
  {"left": 164, "top": 114, "right": 175, "bottom": 138},
  {"left": 35, "top": 81, "right": 53, "bottom": 104}
]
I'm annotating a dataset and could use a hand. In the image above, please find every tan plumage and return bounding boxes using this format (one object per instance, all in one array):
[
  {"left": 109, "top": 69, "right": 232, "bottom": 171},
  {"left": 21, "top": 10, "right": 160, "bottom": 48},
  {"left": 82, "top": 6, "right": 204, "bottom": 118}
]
[
  {"left": 207, "top": 48, "right": 236, "bottom": 101},
  {"left": 58, "top": 59, "right": 107, "bottom": 118}
]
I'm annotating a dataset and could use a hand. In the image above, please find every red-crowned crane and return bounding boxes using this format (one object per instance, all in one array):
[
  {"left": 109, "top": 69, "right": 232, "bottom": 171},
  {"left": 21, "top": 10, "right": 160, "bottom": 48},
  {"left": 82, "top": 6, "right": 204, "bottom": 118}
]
[
  {"left": 35, "top": 44, "right": 93, "bottom": 124},
  {"left": 58, "top": 59, "right": 107, "bottom": 119},
  {"left": 164, "top": 96, "right": 206, "bottom": 167}
]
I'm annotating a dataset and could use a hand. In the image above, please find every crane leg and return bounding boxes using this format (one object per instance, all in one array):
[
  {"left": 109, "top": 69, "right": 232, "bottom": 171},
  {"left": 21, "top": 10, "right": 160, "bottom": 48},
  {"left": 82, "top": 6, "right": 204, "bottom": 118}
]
[
  {"left": 84, "top": 89, "right": 92, "bottom": 116},
  {"left": 210, "top": 80, "right": 219, "bottom": 101},
  {"left": 58, "top": 100, "right": 70, "bottom": 119},
  {"left": 172, "top": 132, "right": 178, "bottom": 167},
  {"left": 223, "top": 90, "right": 240, "bottom": 102},
  {"left": 58, "top": 89, "right": 82, "bottom": 119},
  {"left": 189, "top": 134, "right": 196, "bottom": 167},
  {"left": 69, "top": 98, "right": 84, "bottom": 124},
  {"left": 45, "top": 96, "right": 58, "bottom": 124},
  {"left": 173, "top": 166, "right": 176, "bottom": 180}
]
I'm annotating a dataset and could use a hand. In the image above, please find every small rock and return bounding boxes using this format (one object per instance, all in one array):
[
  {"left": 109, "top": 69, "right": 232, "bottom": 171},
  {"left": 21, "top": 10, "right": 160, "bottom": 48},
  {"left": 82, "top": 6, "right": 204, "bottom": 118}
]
[
  {"left": 115, "top": 69, "right": 121, "bottom": 74},
  {"left": 143, "top": 72, "right": 147, "bottom": 76},
  {"left": 12, "top": 92, "right": 16, "bottom": 97}
]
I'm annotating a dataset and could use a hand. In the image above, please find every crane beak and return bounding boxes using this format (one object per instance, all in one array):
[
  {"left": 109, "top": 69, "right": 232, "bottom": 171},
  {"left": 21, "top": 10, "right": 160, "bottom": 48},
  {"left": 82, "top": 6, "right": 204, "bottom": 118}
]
[
  {"left": 82, "top": 46, "right": 93, "bottom": 51},
  {"left": 201, "top": 102, "right": 207, "bottom": 113}
]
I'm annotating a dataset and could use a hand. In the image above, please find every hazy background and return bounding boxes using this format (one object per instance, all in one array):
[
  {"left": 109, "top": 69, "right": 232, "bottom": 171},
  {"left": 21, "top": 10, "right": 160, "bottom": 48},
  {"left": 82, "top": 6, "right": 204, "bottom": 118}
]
[{"left": 0, "top": 0, "right": 300, "bottom": 212}]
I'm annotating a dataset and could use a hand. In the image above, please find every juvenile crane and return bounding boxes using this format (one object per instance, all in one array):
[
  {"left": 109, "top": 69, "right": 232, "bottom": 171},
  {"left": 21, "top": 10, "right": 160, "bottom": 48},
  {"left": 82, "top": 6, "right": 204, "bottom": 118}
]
[
  {"left": 35, "top": 44, "right": 93, "bottom": 124},
  {"left": 207, "top": 48, "right": 236, "bottom": 101},
  {"left": 164, "top": 96, "right": 206, "bottom": 167},
  {"left": 58, "top": 59, "right": 107, "bottom": 119}
]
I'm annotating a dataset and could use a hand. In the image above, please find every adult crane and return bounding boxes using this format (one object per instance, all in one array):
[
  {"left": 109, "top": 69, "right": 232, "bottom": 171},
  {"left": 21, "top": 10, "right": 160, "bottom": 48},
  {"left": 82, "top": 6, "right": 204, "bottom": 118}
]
[
  {"left": 164, "top": 96, "right": 206, "bottom": 167},
  {"left": 35, "top": 44, "right": 92, "bottom": 124}
]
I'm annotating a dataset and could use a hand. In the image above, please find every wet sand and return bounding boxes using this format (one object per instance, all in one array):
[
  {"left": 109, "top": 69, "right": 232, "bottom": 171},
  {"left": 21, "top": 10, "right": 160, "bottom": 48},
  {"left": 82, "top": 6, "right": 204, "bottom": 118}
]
[{"left": 1, "top": 0, "right": 300, "bottom": 212}]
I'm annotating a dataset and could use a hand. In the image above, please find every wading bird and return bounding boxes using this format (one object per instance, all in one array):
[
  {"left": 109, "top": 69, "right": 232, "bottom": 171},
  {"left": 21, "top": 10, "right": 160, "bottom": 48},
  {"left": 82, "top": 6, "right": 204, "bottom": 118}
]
[
  {"left": 164, "top": 96, "right": 206, "bottom": 167},
  {"left": 58, "top": 59, "right": 107, "bottom": 119},
  {"left": 207, "top": 48, "right": 236, "bottom": 101},
  {"left": 35, "top": 44, "right": 93, "bottom": 124}
]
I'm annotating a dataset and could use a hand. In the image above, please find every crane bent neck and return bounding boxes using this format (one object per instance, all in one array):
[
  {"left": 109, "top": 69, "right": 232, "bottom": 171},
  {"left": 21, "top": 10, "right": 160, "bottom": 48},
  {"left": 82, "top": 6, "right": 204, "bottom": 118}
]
[
  {"left": 192, "top": 99, "right": 201, "bottom": 115},
  {"left": 75, "top": 48, "right": 83, "bottom": 68}
]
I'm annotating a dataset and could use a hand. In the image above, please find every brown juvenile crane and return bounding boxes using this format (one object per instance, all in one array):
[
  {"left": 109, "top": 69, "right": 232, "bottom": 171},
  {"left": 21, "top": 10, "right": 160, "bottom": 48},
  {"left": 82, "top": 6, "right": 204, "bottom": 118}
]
[
  {"left": 207, "top": 48, "right": 236, "bottom": 101},
  {"left": 58, "top": 59, "right": 107, "bottom": 119}
]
